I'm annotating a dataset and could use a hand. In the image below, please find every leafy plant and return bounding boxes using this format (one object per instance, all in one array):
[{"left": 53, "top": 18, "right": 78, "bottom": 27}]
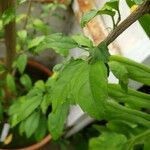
[
  {"left": 0, "top": 0, "right": 150, "bottom": 149},
  {"left": 0, "top": 0, "right": 69, "bottom": 146}
]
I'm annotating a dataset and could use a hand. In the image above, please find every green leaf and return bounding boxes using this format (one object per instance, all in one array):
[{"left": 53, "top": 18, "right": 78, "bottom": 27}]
[
  {"left": 139, "top": 14, "right": 150, "bottom": 37},
  {"left": 51, "top": 59, "right": 108, "bottom": 119},
  {"left": 75, "top": 61, "right": 108, "bottom": 119},
  {"left": 91, "top": 42, "right": 110, "bottom": 63},
  {"left": 108, "top": 84, "right": 150, "bottom": 109},
  {"left": 104, "top": 0, "right": 119, "bottom": 11},
  {"left": 9, "top": 97, "right": 25, "bottom": 116},
  {"left": 144, "top": 138, "right": 150, "bottom": 150},
  {"left": 35, "top": 33, "right": 78, "bottom": 56},
  {"left": 109, "top": 55, "right": 150, "bottom": 85},
  {"left": 89, "top": 132, "right": 127, "bottom": 150},
  {"left": 72, "top": 34, "right": 93, "bottom": 48},
  {"left": 28, "top": 36, "right": 45, "bottom": 49},
  {"left": 126, "top": 0, "right": 150, "bottom": 37},
  {"left": 108, "top": 61, "right": 128, "bottom": 91},
  {"left": 107, "top": 120, "right": 137, "bottom": 137},
  {"left": 20, "top": 74, "right": 32, "bottom": 91},
  {"left": 16, "top": 54, "right": 27, "bottom": 74},
  {"left": 48, "top": 102, "right": 69, "bottom": 140},
  {"left": 17, "top": 30, "right": 27, "bottom": 42},
  {"left": 41, "top": 93, "right": 51, "bottom": 114},
  {"left": 2, "top": 8, "right": 15, "bottom": 25},
  {"left": 19, "top": 121, "right": 25, "bottom": 136},
  {"left": 50, "top": 60, "right": 82, "bottom": 111},
  {"left": 6, "top": 74, "right": 16, "bottom": 92},
  {"left": 105, "top": 100, "right": 150, "bottom": 127},
  {"left": 24, "top": 111, "right": 40, "bottom": 138},
  {"left": 34, "top": 80, "right": 45, "bottom": 92},
  {"left": 34, "top": 116, "right": 47, "bottom": 141},
  {"left": 81, "top": 10, "right": 98, "bottom": 28},
  {"left": 131, "top": 0, "right": 144, "bottom": 4},
  {"left": 124, "top": 129, "right": 150, "bottom": 149},
  {"left": 81, "top": 9, "right": 115, "bottom": 28},
  {"left": 33, "top": 19, "right": 48, "bottom": 34},
  {"left": 10, "top": 95, "right": 42, "bottom": 127}
]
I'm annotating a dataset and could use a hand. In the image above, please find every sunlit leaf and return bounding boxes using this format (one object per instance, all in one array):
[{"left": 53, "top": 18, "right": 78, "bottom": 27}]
[{"left": 35, "top": 33, "right": 78, "bottom": 56}]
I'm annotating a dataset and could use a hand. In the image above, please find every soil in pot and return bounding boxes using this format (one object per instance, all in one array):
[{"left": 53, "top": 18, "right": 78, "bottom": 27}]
[{"left": 0, "top": 59, "right": 52, "bottom": 149}]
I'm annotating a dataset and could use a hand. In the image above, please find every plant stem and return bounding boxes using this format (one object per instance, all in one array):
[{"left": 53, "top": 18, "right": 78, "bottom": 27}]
[
  {"left": 1, "top": 0, "right": 16, "bottom": 107},
  {"left": 116, "top": 9, "right": 121, "bottom": 26},
  {"left": 23, "top": 0, "right": 32, "bottom": 30},
  {"left": 1, "top": 0, "right": 16, "bottom": 72},
  {"left": 126, "top": 129, "right": 150, "bottom": 150},
  {"left": 102, "top": 0, "right": 150, "bottom": 46}
]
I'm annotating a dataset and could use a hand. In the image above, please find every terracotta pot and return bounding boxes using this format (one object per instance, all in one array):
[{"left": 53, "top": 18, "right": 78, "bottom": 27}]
[{"left": 0, "top": 59, "right": 52, "bottom": 150}]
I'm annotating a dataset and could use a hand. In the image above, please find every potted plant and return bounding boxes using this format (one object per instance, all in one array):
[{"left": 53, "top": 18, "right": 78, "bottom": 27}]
[
  {"left": 1, "top": 0, "right": 150, "bottom": 150},
  {"left": 68, "top": 0, "right": 150, "bottom": 149},
  {"left": 18, "top": 0, "right": 149, "bottom": 149},
  {"left": 0, "top": 0, "right": 69, "bottom": 149}
]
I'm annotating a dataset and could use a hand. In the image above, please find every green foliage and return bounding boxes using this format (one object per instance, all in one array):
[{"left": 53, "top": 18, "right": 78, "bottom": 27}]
[
  {"left": 109, "top": 61, "right": 128, "bottom": 91},
  {"left": 48, "top": 102, "right": 69, "bottom": 140},
  {"left": 28, "top": 36, "right": 45, "bottom": 50},
  {"left": 34, "top": 116, "right": 47, "bottom": 141},
  {"left": 9, "top": 95, "right": 42, "bottom": 127},
  {"left": 40, "top": 93, "right": 51, "bottom": 114},
  {"left": 104, "top": 0, "right": 120, "bottom": 11},
  {"left": 17, "top": 30, "right": 27, "bottom": 43},
  {"left": 1, "top": 8, "right": 15, "bottom": 25},
  {"left": 91, "top": 42, "right": 110, "bottom": 63},
  {"left": 139, "top": 14, "right": 150, "bottom": 37},
  {"left": 20, "top": 74, "right": 32, "bottom": 91},
  {"left": 15, "top": 54, "right": 28, "bottom": 74},
  {"left": 49, "top": 59, "right": 108, "bottom": 119},
  {"left": 6, "top": 74, "right": 16, "bottom": 93},
  {"left": 81, "top": 9, "right": 115, "bottom": 28},
  {"left": 89, "top": 132, "right": 127, "bottom": 150},
  {"left": 35, "top": 33, "right": 78, "bottom": 56},
  {"left": 108, "top": 84, "right": 150, "bottom": 109},
  {"left": 74, "top": 60, "right": 108, "bottom": 119},
  {"left": 126, "top": 0, "right": 150, "bottom": 37},
  {"left": 24, "top": 111, "right": 40, "bottom": 138},
  {"left": 109, "top": 55, "right": 150, "bottom": 85},
  {"left": 89, "top": 123, "right": 150, "bottom": 150},
  {"left": 32, "top": 19, "right": 49, "bottom": 34},
  {"left": 71, "top": 34, "right": 94, "bottom": 48},
  {"left": 131, "top": 0, "right": 144, "bottom": 4},
  {"left": 0, "top": 0, "right": 150, "bottom": 148},
  {"left": 16, "top": 14, "right": 27, "bottom": 23},
  {"left": 80, "top": 10, "right": 98, "bottom": 28},
  {"left": 81, "top": 0, "right": 120, "bottom": 28}
]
